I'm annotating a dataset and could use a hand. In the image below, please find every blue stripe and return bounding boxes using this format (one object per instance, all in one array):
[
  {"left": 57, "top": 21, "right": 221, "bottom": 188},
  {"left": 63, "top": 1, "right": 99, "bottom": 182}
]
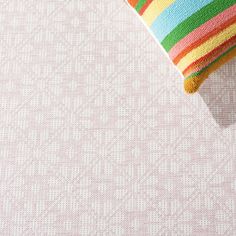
[{"left": 150, "top": 0, "right": 214, "bottom": 42}]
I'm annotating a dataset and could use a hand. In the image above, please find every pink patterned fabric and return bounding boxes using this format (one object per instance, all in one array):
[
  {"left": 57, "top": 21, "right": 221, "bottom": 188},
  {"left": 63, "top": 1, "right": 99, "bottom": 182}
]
[{"left": 0, "top": 0, "right": 236, "bottom": 235}]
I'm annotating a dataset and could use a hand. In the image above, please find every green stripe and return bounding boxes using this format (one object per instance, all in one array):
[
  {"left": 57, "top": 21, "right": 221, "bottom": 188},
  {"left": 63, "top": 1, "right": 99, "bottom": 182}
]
[
  {"left": 161, "top": 0, "right": 236, "bottom": 52},
  {"left": 186, "top": 44, "right": 236, "bottom": 79},
  {"left": 135, "top": 0, "right": 147, "bottom": 12}
]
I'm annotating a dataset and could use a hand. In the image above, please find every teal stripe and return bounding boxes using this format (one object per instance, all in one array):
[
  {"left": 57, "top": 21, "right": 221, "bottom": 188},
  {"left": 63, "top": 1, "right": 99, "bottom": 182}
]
[
  {"left": 151, "top": 0, "right": 213, "bottom": 42},
  {"left": 162, "top": 0, "right": 236, "bottom": 51}
]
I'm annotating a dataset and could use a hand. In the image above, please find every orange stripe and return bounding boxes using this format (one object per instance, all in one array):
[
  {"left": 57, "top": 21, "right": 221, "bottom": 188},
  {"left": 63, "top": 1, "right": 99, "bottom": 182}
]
[
  {"left": 183, "top": 35, "right": 236, "bottom": 77},
  {"left": 139, "top": 0, "right": 153, "bottom": 15},
  {"left": 184, "top": 47, "right": 236, "bottom": 93},
  {"left": 173, "top": 15, "right": 236, "bottom": 64},
  {"left": 128, "top": 0, "right": 139, "bottom": 7}
]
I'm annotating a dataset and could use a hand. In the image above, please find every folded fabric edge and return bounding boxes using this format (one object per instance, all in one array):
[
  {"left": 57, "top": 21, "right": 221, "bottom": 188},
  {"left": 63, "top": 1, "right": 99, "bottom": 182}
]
[
  {"left": 125, "top": 0, "right": 236, "bottom": 94},
  {"left": 184, "top": 46, "right": 236, "bottom": 93},
  {"left": 125, "top": 0, "right": 190, "bottom": 93}
]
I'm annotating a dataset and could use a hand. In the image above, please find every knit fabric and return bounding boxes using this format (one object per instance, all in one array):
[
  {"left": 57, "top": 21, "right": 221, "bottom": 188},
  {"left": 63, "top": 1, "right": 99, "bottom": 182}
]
[{"left": 127, "top": 0, "right": 236, "bottom": 93}]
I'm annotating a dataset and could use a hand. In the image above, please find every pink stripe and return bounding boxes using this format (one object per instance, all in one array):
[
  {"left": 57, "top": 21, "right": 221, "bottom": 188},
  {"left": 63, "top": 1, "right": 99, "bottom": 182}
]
[
  {"left": 169, "top": 4, "right": 236, "bottom": 60},
  {"left": 183, "top": 37, "right": 236, "bottom": 77}
]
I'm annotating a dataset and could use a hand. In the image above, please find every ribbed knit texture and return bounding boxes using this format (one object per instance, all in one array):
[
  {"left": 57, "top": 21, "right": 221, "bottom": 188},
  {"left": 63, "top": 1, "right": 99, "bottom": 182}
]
[{"left": 127, "top": 0, "right": 236, "bottom": 93}]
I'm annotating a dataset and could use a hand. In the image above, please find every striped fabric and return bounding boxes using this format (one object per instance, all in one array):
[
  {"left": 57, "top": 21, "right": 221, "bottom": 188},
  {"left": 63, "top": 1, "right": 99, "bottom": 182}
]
[{"left": 127, "top": 0, "right": 236, "bottom": 93}]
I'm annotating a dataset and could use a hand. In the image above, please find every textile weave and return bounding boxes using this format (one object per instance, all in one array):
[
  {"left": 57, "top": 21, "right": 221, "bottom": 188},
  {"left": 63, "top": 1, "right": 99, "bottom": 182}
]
[{"left": 128, "top": 0, "right": 236, "bottom": 93}]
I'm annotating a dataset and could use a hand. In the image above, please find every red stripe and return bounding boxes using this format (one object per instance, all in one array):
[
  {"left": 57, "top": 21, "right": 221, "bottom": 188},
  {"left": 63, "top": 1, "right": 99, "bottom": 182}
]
[
  {"left": 139, "top": 0, "right": 153, "bottom": 15},
  {"left": 173, "top": 15, "right": 236, "bottom": 64},
  {"left": 183, "top": 35, "right": 236, "bottom": 77},
  {"left": 169, "top": 4, "right": 236, "bottom": 59}
]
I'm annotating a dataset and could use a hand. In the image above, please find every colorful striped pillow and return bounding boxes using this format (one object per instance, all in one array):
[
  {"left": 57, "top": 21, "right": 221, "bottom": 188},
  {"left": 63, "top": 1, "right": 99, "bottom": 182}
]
[{"left": 127, "top": 0, "right": 236, "bottom": 93}]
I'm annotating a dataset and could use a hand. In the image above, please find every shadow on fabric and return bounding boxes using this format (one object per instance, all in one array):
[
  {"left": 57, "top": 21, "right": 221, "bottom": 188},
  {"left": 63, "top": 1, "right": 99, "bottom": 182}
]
[{"left": 199, "top": 59, "right": 236, "bottom": 128}]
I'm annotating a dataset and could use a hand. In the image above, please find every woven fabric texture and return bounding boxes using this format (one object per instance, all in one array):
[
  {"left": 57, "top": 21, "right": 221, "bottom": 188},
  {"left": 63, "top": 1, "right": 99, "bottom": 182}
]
[
  {"left": 127, "top": 0, "right": 236, "bottom": 93},
  {"left": 0, "top": 0, "right": 236, "bottom": 235}
]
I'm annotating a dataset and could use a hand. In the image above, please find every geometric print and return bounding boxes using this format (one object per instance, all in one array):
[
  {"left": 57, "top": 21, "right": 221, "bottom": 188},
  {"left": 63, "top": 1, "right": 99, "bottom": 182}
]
[{"left": 0, "top": 0, "right": 235, "bottom": 235}]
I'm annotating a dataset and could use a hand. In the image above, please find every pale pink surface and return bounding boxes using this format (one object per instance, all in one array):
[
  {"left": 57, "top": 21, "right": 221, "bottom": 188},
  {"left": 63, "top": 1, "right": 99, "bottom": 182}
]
[{"left": 0, "top": 0, "right": 236, "bottom": 236}]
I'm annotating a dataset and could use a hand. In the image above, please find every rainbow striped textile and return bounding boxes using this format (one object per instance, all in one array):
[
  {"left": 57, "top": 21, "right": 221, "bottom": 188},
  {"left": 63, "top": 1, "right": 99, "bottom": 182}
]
[{"left": 127, "top": 0, "right": 236, "bottom": 93}]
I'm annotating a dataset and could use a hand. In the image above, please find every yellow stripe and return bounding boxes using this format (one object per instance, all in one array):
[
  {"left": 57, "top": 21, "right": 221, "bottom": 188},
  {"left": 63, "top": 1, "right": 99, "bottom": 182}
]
[
  {"left": 177, "top": 23, "right": 236, "bottom": 72},
  {"left": 184, "top": 47, "right": 236, "bottom": 93},
  {"left": 142, "top": 0, "right": 175, "bottom": 26}
]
